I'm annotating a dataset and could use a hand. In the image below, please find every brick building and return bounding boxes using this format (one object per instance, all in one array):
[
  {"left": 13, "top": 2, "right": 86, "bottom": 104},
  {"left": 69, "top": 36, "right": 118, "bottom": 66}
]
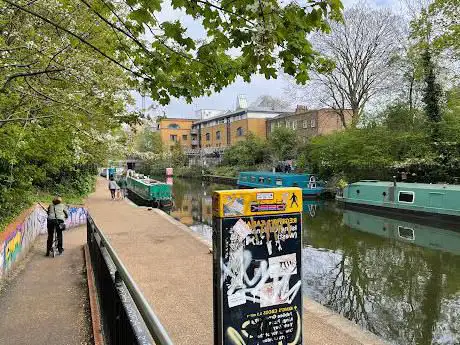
[
  {"left": 157, "top": 118, "right": 196, "bottom": 150},
  {"left": 267, "top": 106, "right": 352, "bottom": 141}
]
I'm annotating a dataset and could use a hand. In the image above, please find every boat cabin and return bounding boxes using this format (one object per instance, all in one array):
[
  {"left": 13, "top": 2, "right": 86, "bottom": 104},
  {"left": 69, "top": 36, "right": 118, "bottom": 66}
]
[{"left": 237, "top": 172, "right": 323, "bottom": 196}]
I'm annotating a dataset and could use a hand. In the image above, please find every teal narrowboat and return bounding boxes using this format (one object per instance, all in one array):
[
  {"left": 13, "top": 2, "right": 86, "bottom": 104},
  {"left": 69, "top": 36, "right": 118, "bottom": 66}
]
[
  {"left": 343, "top": 209, "right": 460, "bottom": 255},
  {"left": 337, "top": 180, "right": 460, "bottom": 221},
  {"left": 126, "top": 175, "right": 172, "bottom": 208},
  {"left": 237, "top": 172, "right": 324, "bottom": 197}
]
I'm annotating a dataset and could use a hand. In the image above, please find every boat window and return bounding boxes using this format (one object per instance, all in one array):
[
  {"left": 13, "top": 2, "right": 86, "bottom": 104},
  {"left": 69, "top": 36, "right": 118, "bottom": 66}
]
[
  {"left": 275, "top": 178, "right": 282, "bottom": 186},
  {"left": 382, "top": 191, "right": 387, "bottom": 196},
  {"left": 259, "top": 177, "right": 265, "bottom": 183},
  {"left": 398, "top": 191, "right": 414, "bottom": 203},
  {"left": 356, "top": 189, "right": 360, "bottom": 194},
  {"left": 267, "top": 177, "right": 272, "bottom": 184},
  {"left": 398, "top": 226, "right": 415, "bottom": 240},
  {"left": 251, "top": 176, "right": 256, "bottom": 182}
]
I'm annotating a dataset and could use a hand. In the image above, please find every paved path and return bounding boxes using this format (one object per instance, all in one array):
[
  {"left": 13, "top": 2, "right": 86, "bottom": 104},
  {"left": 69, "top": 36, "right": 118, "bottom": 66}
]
[
  {"left": 0, "top": 226, "right": 91, "bottom": 345},
  {"left": 87, "top": 178, "right": 386, "bottom": 345}
]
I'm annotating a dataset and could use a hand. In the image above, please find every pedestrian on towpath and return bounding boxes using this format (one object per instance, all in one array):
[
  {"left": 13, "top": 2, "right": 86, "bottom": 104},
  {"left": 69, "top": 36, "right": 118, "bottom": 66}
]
[
  {"left": 118, "top": 177, "right": 127, "bottom": 199},
  {"left": 46, "top": 196, "right": 69, "bottom": 256},
  {"left": 108, "top": 178, "right": 118, "bottom": 200}
]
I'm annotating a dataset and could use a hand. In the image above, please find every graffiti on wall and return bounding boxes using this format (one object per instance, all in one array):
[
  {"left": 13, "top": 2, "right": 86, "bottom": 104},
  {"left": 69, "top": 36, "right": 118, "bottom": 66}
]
[{"left": 0, "top": 205, "right": 87, "bottom": 279}]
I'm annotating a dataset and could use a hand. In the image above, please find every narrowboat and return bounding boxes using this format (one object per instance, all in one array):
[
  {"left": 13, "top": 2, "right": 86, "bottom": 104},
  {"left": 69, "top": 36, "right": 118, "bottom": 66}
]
[
  {"left": 126, "top": 175, "right": 172, "bottom": 208},
  {"left": 342, "top": 209, "right": 460, "bottom": 255},
  {"left": 337, "top": 180, "right": 460, "bottom": 222},
  {"left": 237, "top": 171, "right": 324, "bottom": 197}
]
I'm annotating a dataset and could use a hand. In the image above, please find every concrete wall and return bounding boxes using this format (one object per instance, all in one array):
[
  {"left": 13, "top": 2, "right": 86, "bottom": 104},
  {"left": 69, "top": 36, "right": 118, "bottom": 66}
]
[{"left": 0, "top": 204, "right": 87, "bottom": 280}]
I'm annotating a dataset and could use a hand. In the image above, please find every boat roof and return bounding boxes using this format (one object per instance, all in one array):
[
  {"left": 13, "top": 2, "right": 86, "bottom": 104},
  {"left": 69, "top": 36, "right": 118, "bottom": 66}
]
[
  {"left": 350, "top": 180, "right": 460, "bottom": 191},
  {"left": 239, "top": 171, "right": 313, "bottom": 178}
]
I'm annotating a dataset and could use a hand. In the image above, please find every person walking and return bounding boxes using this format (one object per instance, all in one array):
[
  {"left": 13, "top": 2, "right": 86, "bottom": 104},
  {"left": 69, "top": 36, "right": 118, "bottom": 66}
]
[
  {"left": 108, "top": 178, "right": 118, "bottom": 200},
  {"left": 46, "top": 196, "right": 69, "bottom": 256},
  {"left": 118, "top": 177, "right": 127, "bottom": 199}
]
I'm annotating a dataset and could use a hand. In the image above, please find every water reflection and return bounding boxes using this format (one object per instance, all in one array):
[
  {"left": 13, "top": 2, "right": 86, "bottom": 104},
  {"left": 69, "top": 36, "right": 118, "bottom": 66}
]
[{"left": 168, "top": 178, "right": 460, "bottom": 345}]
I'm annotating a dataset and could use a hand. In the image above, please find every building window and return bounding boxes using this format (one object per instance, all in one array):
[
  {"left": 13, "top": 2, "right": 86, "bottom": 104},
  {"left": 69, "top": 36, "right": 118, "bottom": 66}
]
[
  {"left": 168, "top": 123, "right": 180, "bottom": 129},
  {"left": 310, "top": 119, "right": 316, "bottom": 128},
  {"left": 277, "top": 122, "right": 282, "bottom": 128},
  {"left": 216, "top": 131, "right": 221, "bottom": 140},
  {"left": 182, "top": 135, "right": 188, "bottom": 141},
  {"left": 292, "top": 120, "right": 298, "bottom": 130},
  {"left": 236, "top": 127, "right": 243, "bottom": 136},
  {"left": 286, "top": 120, "right": 290, "bottom": 128},
  {"left": 170, "top": 134, "right": 178, "bottom": 142},
  {"left": 271, "top": 123, "right": 275, "bottom": 132},
  {"left": 206, "top": 133, "right": 210, "bottom": 141},
  {"left": 398, "top": 191, "right": 414, "bottom": 203},
  {"left": 303, "top": 120, "right": 308, "bottom": 129}
]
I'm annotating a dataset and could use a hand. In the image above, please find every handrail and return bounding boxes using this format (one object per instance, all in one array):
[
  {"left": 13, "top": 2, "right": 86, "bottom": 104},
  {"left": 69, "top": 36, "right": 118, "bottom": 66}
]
[{"left": 88, "top": 215, "right": 174, "bottom": 345}]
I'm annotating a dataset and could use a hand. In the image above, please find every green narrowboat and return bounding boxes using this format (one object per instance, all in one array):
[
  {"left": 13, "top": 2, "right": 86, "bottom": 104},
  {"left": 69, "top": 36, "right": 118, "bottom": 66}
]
[
  {"left": 337, "top": 180, "right": 460, "bottom": 223},
  {"left": 342, "top": 209, "right": 460, "bottom": 255},
  {"left": 126, "top": 175, "right": 172, "bottom": 208}
]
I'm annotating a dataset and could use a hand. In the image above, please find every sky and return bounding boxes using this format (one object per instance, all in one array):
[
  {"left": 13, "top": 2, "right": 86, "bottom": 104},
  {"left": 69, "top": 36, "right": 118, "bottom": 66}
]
[{"left": 135, "top": 0, "right": 399, "bottom": 119}]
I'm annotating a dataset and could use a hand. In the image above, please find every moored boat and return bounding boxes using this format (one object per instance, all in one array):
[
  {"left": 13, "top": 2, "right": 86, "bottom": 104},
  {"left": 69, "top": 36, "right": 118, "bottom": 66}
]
[
  {"left": 237, "top": 171, "right": 324, "bottom": 197},
  {"left": 337, "top": 180, "right": 460, "bottom": 222},
  {"left": 126, "top": 174, "right": 172, "bottom": 208}
]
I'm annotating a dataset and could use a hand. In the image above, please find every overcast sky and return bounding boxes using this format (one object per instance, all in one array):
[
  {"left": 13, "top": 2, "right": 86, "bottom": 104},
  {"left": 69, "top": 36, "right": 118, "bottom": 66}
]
[{"left": 135, "top": 0, "right": 400, "bottom": 118}]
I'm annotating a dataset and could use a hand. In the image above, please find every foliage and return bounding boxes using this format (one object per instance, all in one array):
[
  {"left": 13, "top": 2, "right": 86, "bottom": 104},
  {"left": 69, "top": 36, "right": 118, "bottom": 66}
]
[
  {"left": 300, "top": 124, "right": 432, "bottom": 181},
  {"left": 268, "top": 127, "right": 299, "bottom": 161},
  {"left": 0, "top": 0, "right": 133, "bottom": 228},
  {"left": 222, "top": 133, "right": 270, "bottom": 167},
  {"left": 136, "top": 128, "right": 163, "bottom": 153},
  {"left": 3, "top": 0, "right": 343, "bottom": 106},
  {"left": 421, "top": 49, "right": 443, "bottom": 126}
]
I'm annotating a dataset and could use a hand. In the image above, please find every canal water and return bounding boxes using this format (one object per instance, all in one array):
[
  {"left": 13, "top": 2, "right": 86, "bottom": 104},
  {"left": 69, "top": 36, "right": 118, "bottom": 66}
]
[{"left": 166, "top": 178, "right": 460, "bottom": 345}]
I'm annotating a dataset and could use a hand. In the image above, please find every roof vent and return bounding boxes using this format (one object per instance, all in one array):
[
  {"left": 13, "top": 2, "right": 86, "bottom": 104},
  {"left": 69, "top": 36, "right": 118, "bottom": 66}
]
[{"left": 236, "top": 94, "right": 248, "bottom": 110}]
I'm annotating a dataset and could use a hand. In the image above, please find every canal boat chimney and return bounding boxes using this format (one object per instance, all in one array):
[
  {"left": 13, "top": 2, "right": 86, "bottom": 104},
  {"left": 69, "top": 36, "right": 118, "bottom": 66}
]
[{"left": 392, "top": 176, "right": 397, "bottom": 187}]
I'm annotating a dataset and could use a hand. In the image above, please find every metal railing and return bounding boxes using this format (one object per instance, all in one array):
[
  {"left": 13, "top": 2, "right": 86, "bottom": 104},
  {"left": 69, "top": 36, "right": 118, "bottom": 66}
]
[{"left": 87, "top": 215, "right": 174, "bottom": 345}]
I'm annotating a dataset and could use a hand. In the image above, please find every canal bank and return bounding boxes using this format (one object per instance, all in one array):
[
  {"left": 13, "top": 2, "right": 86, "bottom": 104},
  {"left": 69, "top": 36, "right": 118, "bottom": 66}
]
[{"left": 87, "top": 178, "right": 387, "bottom": 345}]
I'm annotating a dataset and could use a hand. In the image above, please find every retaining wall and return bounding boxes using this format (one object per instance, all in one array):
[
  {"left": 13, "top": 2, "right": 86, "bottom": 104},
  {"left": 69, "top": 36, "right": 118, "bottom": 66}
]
[{"left": 0, "top": 204, "right": 87, "bottom": 280}]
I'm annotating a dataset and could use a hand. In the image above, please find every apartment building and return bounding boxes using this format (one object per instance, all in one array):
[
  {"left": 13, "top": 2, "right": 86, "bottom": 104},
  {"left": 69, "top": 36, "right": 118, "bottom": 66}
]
[
  {"left": 267, "top": 106, "right": 352, "bottom": 141},
  {"left": 158, "top": 118, "right": 196, "bottom": 150},
  {"left": 192, "top": 107, "right": 290, "bottom": 149}
]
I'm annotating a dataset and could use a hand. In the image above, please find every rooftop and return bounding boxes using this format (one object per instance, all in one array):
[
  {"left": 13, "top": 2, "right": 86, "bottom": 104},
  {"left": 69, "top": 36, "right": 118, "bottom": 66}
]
[
  {"left": 351, "top": 181, "right": 460, "bottom": 191},
  {"left": 192, "top": 107, "right": 291, "bottom": 125}
]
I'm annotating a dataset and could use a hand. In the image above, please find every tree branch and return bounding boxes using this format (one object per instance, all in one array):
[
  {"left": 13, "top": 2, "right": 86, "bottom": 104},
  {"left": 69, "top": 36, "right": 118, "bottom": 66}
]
[{"left": 1, "top": 0, "right": 151, "bottom": 81}]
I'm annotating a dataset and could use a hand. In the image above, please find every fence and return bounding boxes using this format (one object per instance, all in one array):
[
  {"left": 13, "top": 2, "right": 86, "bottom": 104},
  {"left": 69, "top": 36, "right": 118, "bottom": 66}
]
[{"left": 87, "top": 215, "right": 174, "bottom": 345}]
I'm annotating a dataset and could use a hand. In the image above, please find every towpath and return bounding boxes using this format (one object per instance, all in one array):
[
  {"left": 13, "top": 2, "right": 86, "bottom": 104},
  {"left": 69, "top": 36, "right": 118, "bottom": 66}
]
[
  {"left": 0, "top": 226, "right": 91, "bottom": 345},
  {"left": 87, "top": 178, "right": 387, "bottom": 345}
]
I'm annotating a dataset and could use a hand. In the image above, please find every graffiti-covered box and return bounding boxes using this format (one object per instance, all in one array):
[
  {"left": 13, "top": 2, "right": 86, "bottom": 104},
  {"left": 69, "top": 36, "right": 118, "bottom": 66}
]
[{"left": 212, "top": 188, "right": 303, "bottom": 345}]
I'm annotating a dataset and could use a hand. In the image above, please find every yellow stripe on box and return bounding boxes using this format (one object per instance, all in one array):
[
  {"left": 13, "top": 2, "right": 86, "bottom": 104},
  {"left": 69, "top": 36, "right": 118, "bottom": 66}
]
[{"left": 212, "top": 188, "right": 303, "bottom": 217}]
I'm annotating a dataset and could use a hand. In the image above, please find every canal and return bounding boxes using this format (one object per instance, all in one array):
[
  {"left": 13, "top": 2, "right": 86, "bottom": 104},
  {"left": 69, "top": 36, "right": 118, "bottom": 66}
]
[{"left": 165, "top": 177, "right": 460, "bottom": 345}]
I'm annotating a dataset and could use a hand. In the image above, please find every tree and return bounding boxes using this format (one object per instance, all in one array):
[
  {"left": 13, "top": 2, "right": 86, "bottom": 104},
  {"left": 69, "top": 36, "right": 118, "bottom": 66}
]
[
  {"left": 286, "top": 5, "right": 403, "bottom": 128},
  {"left": 2, "top": 0, "right": 343, "bottom": 106},
  {"left": 136, "top": 128, "right": 163, "bottom": 153},
  {"left": 268, "top": 127, "right": 298, "bottom": 162},
  {"left": 250, "top": 95, "right": 292, "bottom": 111},
  {"left": 0, "top": 0, "right": 133, "bottom": 226}
]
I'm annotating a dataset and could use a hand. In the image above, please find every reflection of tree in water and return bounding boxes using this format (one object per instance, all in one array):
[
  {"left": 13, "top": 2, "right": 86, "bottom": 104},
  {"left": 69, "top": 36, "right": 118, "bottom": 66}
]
[{"left": 303, "top": 204, "right": 460, "bottom": 345}]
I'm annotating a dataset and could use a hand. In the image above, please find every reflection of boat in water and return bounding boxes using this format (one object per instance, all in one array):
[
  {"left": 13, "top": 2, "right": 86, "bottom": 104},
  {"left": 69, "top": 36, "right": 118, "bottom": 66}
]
[
  {"left": 302, "top": 200, "right": 324, "bottom": 218},
  {"left": 342, "top": 210, "right": 460, "bottom": 255}
]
